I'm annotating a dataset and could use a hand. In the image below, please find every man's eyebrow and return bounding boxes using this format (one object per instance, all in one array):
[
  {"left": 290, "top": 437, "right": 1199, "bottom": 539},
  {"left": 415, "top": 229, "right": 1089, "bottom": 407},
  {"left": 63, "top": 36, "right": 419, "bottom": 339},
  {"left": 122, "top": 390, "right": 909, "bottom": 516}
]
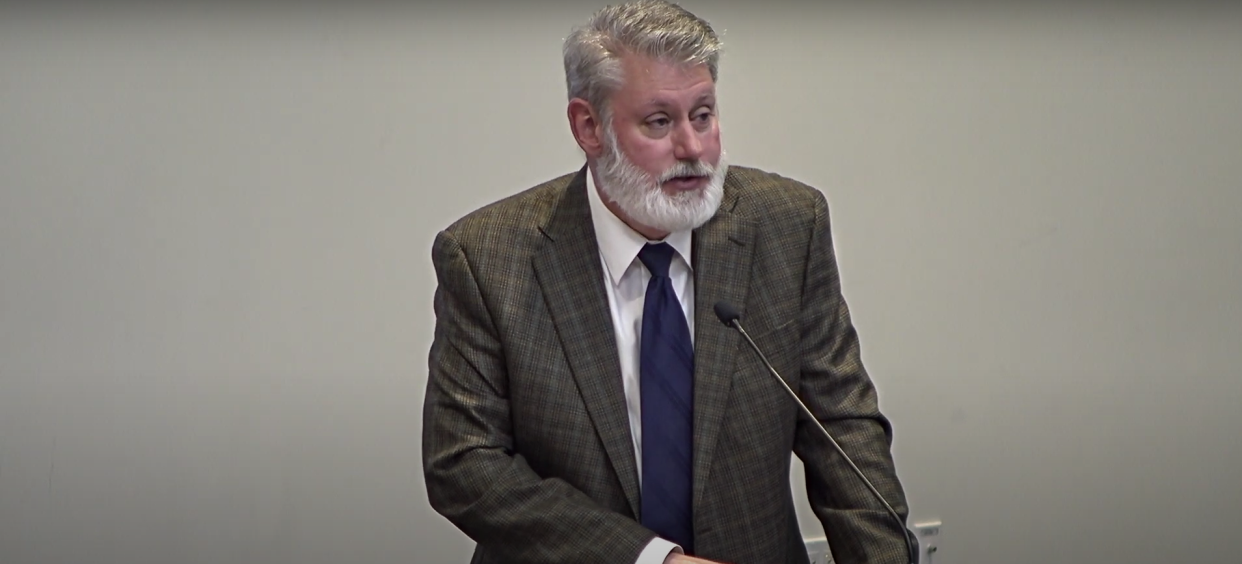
[{"left": 643, "top": 97, "right": 673, "bottom": 109}]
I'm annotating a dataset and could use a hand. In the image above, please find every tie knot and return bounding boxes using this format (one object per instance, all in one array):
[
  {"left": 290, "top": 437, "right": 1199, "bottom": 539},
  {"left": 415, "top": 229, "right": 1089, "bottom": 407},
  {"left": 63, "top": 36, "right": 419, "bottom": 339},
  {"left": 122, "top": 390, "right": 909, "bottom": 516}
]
[{"left": 638, "top": 243, "right": 676, "bottom": 278}]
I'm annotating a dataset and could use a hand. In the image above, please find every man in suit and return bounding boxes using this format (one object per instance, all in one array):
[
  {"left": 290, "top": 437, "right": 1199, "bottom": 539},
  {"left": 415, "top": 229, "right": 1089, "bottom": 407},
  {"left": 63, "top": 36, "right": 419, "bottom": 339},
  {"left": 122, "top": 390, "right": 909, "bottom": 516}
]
[{"left": 422, "top": 1, "right": 913, "bottom": 563}]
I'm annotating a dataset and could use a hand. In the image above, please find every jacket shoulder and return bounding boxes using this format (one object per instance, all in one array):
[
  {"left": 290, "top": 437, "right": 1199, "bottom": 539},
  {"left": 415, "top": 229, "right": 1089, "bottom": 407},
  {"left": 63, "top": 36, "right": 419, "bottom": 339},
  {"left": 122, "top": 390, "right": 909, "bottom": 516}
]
[
  {"left": 724, "top": 165, "right": 828, "bottom": 224},
  {"left": 439, "top": 171, "right": 578, "bottom": 253}
]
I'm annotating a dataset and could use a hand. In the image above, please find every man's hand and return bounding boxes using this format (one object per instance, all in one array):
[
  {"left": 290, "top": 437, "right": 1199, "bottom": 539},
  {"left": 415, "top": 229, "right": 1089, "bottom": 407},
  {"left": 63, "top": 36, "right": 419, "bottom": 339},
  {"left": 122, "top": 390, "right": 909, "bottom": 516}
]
[{"left": 664, "top": 555, "right": 726, "bottom": 564}]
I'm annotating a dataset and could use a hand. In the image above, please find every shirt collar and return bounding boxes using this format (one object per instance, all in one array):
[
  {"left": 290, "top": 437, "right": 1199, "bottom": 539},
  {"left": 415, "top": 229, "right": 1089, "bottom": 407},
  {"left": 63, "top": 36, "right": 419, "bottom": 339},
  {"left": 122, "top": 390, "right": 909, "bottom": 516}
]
[{"left": 586, "top": 168, "right": 694, "bottom": 287}]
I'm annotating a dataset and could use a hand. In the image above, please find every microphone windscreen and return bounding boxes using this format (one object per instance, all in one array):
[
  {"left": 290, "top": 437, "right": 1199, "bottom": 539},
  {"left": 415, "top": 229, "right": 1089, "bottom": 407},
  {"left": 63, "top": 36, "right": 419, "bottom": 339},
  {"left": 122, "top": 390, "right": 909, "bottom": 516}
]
[{"left": 714, "top": 301, "right": 741, "bottom": 325}]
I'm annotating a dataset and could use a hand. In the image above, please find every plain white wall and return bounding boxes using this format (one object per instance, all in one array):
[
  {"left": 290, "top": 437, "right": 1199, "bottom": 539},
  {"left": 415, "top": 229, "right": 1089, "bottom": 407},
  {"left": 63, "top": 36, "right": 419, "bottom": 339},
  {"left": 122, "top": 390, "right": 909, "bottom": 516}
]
[{"left": 2, "top": 3, "right": 1239, "bottom": 563}]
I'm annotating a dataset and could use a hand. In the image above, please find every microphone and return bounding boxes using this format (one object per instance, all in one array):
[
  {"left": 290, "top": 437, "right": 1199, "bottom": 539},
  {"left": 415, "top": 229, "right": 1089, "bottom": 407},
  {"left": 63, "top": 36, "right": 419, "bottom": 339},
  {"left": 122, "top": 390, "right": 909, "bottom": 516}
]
[{"left": 713, "top": 301, "right": 917, "bottom": 564}]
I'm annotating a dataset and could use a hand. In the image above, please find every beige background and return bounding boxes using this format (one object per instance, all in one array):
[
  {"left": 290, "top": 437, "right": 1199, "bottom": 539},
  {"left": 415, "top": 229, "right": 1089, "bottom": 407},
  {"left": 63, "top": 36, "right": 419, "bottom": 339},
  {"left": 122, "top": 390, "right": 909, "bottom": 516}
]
[{"left": 2, "top": 3, "right": 1239, "bottom": 563}]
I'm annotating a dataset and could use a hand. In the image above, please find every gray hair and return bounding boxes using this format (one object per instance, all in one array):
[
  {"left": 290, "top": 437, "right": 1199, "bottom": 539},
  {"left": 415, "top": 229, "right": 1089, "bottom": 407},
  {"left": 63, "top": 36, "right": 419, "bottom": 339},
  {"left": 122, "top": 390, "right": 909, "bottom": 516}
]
[{"left": 563, "top": 0, "right": 722, "bottom": 117}]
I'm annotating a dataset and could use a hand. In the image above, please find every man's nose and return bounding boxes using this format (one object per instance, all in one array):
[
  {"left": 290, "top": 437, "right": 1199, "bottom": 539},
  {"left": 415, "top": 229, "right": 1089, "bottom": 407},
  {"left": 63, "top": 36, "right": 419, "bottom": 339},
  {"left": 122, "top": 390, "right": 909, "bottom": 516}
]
[{"left": 672, "top": 120, "right": 703, "bottom": 162}]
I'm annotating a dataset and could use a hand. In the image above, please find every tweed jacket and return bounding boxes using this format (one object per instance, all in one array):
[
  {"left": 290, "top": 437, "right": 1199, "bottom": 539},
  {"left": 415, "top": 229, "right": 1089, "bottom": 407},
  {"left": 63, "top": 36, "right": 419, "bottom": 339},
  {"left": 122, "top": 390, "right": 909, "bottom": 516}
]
[{"left": 422, "top": 165, "right": 911, "bottom": 564}]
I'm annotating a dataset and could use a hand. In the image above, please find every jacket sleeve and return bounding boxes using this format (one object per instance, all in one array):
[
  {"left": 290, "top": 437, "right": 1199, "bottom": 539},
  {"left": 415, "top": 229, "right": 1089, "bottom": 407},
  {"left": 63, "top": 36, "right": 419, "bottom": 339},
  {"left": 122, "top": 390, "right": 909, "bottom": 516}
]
[
  {"left": 793, "top": 190, "right": 917, "bottom": 564},
  {"left": 421, "top": 229, "right": 657, "bottom": 563}
]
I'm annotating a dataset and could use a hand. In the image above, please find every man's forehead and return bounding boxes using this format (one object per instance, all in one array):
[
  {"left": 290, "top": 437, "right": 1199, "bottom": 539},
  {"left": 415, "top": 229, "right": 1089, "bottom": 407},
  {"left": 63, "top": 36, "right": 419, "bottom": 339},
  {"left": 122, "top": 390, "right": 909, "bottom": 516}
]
[
  {"left": 618, "top": 52, "right": 707, "bottom": 78},
  {"left": 615, "top": 56, "right": 716, "bottom": 103},
  {"left": 641, "top": 90, "right": 716, "bottom": 109}
]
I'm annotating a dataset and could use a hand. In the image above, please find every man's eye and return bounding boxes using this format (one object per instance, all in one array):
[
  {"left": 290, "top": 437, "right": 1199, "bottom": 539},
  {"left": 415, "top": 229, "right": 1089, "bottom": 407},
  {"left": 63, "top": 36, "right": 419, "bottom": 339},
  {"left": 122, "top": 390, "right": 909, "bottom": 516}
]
[{"left": 648, "top": 118, "right": 670, "bottom": 127}]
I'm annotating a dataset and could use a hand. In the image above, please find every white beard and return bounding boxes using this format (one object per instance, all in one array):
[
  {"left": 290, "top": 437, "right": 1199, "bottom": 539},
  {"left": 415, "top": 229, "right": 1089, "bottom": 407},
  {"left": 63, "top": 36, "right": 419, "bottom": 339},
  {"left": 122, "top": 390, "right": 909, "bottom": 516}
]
[{"left": 593, "top": 121, "right": 727, "bottom": 235}]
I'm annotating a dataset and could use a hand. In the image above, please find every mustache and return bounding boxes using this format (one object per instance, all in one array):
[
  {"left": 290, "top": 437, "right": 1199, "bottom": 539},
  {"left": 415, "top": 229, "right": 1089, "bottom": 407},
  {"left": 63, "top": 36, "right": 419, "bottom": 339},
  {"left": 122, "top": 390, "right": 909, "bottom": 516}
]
[{"left": 659, "top": 160, "right": 715, "bottom": 182}]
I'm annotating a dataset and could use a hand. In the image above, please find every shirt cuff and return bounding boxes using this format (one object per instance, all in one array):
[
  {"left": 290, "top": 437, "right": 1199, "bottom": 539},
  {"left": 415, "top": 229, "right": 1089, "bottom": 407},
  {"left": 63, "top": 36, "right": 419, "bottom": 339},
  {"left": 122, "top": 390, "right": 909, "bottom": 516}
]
[{"left": 635, "top": 536, "right": 682, "bottom": 564}]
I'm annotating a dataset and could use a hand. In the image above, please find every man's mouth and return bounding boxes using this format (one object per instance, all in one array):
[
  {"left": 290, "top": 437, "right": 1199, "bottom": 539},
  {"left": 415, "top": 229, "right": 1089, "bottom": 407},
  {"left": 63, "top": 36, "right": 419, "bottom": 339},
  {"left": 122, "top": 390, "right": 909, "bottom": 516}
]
[{"left": 664, "top": 175, "right": 707, "bottom": 190}]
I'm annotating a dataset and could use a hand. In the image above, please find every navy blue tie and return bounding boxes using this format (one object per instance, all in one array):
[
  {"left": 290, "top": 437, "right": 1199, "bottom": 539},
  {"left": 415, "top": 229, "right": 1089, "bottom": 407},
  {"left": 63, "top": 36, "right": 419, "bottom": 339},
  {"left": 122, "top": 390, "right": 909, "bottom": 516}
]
[{"left": 637, "top": 242, "right": 695, "bottom": 553}]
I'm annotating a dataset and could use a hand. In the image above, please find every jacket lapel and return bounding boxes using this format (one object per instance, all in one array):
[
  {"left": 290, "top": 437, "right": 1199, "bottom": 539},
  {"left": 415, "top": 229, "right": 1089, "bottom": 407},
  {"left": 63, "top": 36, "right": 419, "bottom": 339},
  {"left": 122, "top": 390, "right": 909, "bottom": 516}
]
[
  {"left": 532, "top": 168, "right": 642, "bottom": 518},
  {"left": 690, "top": 178, "right": 755, "bottom": 510}
]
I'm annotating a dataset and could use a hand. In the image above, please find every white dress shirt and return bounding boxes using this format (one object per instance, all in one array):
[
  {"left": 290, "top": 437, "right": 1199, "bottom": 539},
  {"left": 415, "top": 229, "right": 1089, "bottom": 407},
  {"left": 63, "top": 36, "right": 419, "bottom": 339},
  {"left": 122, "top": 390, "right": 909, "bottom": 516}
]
[{"left": 585, "top": 171, "right": 695, "bottom": 564}]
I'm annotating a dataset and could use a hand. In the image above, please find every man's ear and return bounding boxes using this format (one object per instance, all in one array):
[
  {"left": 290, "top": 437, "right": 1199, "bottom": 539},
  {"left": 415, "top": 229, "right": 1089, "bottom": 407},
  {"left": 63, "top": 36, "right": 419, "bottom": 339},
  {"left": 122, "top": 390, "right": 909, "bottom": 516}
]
[{"left": 568, "top": 98, "right": 604, "bottom": 159}]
